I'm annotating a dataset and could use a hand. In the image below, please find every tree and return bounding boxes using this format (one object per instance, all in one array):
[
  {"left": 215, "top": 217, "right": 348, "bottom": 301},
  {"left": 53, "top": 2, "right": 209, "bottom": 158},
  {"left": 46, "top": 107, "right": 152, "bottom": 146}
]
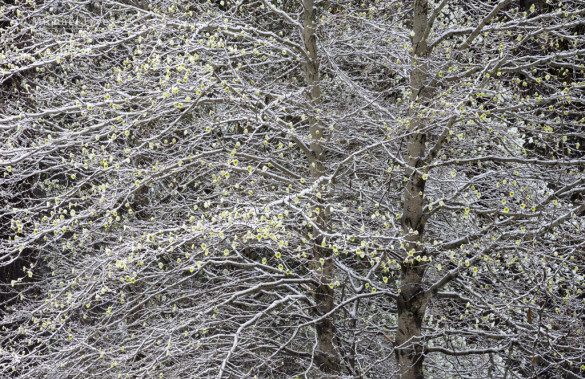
[{"left": 1, "top": 0, "right": 585, "bottom": 377}]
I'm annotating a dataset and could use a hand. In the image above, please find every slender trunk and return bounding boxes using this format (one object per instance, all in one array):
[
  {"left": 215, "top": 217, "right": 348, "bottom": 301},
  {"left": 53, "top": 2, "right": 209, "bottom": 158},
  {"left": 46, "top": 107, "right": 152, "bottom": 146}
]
[
  {"left": 395, "top": 1, "right": 429, "bottom": 378},
  {"left": 302, "top": 0, "right": 340, "bottom": 374}
]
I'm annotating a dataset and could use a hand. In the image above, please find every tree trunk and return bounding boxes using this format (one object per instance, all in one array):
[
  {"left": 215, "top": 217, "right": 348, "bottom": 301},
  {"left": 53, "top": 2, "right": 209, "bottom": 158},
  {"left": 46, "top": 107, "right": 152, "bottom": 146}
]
[
  {"left": 395, "top": 0, "right": 429, "bottom": 378},
  {"left": 302, "top": 0, "right": 341, "bottom": 374}
]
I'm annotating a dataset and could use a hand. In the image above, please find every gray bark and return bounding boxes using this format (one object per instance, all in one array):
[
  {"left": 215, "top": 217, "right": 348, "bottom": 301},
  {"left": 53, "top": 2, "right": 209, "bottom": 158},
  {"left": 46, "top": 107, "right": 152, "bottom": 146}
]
[
  {"left": 302, "top": 0, "right": 341, "bottom": 374},
  {"left": 395, "top": 0, "right": 430, "bottom": 378}
]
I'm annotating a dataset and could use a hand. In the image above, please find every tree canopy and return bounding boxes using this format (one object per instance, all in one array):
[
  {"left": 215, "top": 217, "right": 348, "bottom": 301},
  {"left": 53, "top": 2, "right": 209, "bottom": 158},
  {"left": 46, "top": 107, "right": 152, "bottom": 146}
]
[{"left": 2, "top": 0, "right": 585, "bottom": 377}]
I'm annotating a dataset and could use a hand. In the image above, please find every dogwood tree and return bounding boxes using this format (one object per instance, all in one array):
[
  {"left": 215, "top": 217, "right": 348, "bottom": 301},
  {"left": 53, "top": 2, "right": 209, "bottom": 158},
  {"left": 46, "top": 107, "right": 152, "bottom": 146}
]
[{"left": 1, "top": 0, "right": 585, "bottom": 378}]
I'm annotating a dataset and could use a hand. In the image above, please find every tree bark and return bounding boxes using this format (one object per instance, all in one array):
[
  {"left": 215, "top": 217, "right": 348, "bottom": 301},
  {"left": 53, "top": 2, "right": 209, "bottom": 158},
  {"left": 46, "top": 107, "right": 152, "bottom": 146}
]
[
  {"left": 395, "top": 0, "right": 429, "bottom": 378},
  {"left": 302, "top": 0, "right": 341, "bottom": 374}
]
